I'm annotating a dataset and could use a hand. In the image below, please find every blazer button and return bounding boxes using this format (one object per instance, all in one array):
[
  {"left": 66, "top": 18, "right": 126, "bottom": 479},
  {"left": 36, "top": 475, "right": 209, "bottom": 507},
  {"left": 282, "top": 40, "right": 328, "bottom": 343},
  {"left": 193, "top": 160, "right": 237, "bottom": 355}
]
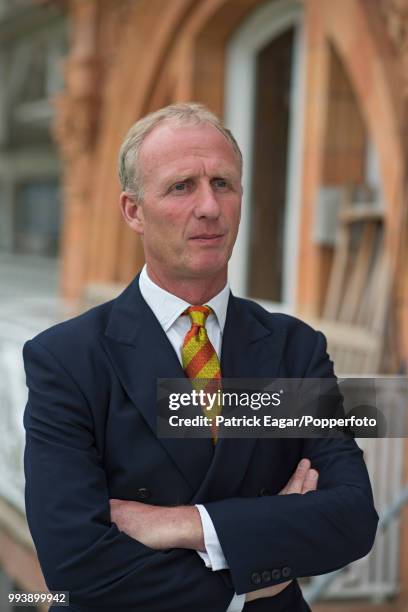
[
  {"left": 282, "top": 566, "right": 292, "bottom": 578},
  {"left": 258, "top": 488, "right": 271, "bottom": 496},
  {"left": 251, "top": 572, "right": 262, "bottom": 585},
  {"left": 261, "top": 570, "right": 271, "bottom": 583},
  {"left": 137, "top": 487, "right": 150, "bottom": 500},
  {"left": 271, "top": 569, "right": 281, "bottom": 580}
]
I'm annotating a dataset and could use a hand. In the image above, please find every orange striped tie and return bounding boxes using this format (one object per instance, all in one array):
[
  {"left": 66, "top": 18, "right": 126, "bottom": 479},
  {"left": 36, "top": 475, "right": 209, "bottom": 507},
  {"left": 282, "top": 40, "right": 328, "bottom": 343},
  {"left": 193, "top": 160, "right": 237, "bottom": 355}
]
[{"left": 182, "top": 305, "right": 222, "bottom": 443}]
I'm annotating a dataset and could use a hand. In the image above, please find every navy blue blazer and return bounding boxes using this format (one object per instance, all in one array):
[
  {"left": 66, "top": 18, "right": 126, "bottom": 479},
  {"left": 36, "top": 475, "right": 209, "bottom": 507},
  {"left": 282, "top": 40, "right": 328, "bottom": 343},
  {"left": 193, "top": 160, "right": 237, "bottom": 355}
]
[{"left": 23, "top": 274, "right": 378, "bottom": 611}]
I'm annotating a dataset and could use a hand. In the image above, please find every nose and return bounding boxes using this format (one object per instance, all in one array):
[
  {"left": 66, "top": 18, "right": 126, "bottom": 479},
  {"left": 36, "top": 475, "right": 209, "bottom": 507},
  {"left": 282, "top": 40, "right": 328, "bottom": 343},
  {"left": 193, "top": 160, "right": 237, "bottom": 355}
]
[{"left": 193, "top": 181, "right": 221, "bottom": 220}]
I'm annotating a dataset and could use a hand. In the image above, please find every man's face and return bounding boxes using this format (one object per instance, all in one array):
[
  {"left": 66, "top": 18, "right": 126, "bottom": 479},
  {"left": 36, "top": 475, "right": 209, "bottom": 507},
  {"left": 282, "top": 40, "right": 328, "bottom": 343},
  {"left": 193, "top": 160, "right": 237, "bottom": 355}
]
[{"left": 128, "top": 121, "right": 242, "bottom": 286}]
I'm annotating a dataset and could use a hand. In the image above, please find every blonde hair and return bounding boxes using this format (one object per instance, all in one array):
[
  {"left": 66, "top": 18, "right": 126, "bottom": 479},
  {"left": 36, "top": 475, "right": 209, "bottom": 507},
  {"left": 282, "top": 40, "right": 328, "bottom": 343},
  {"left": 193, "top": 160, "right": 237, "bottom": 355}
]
[{"left": 118, "top": 102, "right": 242, "bottom": 200}]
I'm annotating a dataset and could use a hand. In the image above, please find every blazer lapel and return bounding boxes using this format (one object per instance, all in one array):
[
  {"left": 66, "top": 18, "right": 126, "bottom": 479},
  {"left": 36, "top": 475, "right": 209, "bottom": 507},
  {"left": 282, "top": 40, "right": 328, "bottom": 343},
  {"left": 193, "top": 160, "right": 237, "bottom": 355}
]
[
  {"left": 100, "top": 274, "right": 213, "bottom": 493},
  {"left": 193, "top": 295, "right": 288, "bottom": 503}
]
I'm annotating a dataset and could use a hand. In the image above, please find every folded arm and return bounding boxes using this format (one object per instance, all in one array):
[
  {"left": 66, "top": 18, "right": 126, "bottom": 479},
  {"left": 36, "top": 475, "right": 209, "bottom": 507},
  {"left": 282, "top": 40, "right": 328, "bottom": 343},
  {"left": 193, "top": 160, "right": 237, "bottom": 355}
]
[
  {"left": 107, "top": 329, "right": 378, "bottom": 600},
  {"left": 110, "top": 458, "right": 320, "bottom": 604}
]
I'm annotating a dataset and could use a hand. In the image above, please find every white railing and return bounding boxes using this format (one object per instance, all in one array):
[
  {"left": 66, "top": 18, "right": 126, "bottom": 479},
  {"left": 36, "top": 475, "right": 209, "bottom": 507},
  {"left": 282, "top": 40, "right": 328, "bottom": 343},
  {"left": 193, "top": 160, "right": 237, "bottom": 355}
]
[
  {"left": 0, "top": 255, "right": 66, "bottom": 512},
  {"left": 0, "top": 322, "right": 28, "bottom": 511}
]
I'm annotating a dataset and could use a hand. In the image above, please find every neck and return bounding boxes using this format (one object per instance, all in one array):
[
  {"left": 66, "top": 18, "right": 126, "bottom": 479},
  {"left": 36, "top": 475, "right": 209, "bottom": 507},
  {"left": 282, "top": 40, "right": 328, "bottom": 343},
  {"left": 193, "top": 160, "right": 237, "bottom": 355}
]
[{"left": 146, "top": 265, "right": 227, "bottom": 304}]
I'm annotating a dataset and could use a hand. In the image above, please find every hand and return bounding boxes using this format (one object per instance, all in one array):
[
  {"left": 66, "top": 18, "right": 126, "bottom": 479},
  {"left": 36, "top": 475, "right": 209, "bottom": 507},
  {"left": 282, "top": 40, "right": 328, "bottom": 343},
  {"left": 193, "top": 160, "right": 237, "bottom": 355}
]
[
  {"left": 245, "top": 458, "right": 318, "bottom": 603},
  {"left": 279, "top": 457, "right": 318, "bottom": 495},
  {"left": 109, "top": 499, "right": 205, "bottom": 551}
]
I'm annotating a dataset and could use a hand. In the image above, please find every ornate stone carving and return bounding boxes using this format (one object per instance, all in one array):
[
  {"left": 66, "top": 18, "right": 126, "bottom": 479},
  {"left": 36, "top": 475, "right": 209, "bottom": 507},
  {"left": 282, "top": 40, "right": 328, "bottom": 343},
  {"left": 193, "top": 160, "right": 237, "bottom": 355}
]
[
  {"left": 52, "top": 67, "right": 100, "bottom": 161},
  {"left": 52, "top": 0, "right": 100, "bottom": 161},
  {"left": 52, "top": 0, "right": 136, "bottom": 160}
]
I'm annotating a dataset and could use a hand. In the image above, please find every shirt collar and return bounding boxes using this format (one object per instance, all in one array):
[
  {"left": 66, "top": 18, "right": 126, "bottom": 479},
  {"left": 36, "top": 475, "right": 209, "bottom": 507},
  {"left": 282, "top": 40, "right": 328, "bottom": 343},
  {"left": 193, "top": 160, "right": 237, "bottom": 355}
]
[{"left": 139, "top": 264, "right": 230, "bottom": 333}]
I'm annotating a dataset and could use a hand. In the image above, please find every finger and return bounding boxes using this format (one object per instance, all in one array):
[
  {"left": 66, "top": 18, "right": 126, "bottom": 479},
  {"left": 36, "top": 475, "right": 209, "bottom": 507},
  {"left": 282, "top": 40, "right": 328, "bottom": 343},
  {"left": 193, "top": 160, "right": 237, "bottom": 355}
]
[
  {"left": 280, "top": 458, "right": 311, "bottom": 495},
  {"left": 287, "top": 458, "right": 311, "bottom": 494},
  {"left": 279, "top": 459, "right": 308, "bottom": 494},
  {"left": 245, "top": 580, "right": 292, "bottom": 602},
  {"left": 301, "top": 469, "right": 319, "bottom": 494}
]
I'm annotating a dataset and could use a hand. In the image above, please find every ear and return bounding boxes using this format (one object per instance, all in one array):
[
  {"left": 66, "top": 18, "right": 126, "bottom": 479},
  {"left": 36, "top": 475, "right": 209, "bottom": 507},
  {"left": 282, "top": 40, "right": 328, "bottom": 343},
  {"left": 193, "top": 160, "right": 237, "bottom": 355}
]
[{"left": 119, "top": 191, "right": 144, "bottom": 234}]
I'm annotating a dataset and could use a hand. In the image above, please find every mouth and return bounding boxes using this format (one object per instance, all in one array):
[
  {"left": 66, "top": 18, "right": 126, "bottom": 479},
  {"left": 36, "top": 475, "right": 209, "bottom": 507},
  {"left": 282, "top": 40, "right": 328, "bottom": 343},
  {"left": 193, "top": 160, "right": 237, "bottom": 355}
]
[{"left": 189, "top": 233, "right": 225, "bottom": 244}]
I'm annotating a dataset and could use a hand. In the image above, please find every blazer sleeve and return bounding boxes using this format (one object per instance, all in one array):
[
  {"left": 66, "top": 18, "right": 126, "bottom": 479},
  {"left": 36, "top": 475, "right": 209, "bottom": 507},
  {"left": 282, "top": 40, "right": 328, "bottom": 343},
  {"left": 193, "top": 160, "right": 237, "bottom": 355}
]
[
  {"left": 204, "top": 331, "right": 379, "bottom": 596},
  {"left": 23, "top": 338, "right": 233, "bottom": 611}
]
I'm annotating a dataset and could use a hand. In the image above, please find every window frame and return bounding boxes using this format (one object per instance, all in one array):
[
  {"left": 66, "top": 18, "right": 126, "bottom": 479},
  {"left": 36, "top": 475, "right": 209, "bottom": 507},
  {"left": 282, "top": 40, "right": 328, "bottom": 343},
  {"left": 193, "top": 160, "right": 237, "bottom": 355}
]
[{"left": 224, "top": 0, "right": 306, "bottom": 313}]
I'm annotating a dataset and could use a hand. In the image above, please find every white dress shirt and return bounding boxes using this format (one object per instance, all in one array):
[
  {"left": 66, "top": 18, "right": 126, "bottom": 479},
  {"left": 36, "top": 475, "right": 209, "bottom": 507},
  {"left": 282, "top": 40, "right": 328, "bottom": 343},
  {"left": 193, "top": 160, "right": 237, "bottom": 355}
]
[{"left": 139, "top": 265, "right": 245, "bottom": 612}]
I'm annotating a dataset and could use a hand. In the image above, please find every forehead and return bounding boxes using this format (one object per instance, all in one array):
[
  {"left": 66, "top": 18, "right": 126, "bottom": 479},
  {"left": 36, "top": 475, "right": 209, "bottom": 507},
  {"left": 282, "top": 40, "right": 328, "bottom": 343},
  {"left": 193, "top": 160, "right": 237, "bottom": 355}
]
[{"left": 138, "top": 121, "right": 240, "bottom": 179}]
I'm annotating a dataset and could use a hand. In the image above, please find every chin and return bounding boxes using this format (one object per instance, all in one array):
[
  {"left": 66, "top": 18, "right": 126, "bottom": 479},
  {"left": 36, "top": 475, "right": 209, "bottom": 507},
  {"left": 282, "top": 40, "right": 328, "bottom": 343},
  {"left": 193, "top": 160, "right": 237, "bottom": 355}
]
[{"left": 187, "top": 258, "right": 227, "bottom": 279}]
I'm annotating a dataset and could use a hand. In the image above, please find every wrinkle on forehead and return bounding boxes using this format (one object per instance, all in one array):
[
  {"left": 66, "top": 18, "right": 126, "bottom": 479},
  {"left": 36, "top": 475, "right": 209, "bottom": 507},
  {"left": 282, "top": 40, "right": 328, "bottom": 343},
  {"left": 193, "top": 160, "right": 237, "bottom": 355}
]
[
  {"left": 159, "top": 159, "right": 238, "bottom": 182},
  {"left": 139, "top": 122, "right": 241, "bottom": 183}
]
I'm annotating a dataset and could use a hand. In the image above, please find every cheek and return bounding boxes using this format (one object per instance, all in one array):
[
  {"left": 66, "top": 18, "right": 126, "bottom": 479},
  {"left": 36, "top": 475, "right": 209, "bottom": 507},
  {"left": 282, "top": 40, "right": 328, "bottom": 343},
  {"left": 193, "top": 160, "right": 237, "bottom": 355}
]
[
  {"left": 144, "top": 210, "right": 189, "bottom": 251},
  {"left": 161, "top": 209, "right": 190, "bottom": 236},
  {"left": 225, "top": 199, "right": 241, "bottom": 226},
  {"left": 144, "top": 210, "right": 175, "bottom": 234}
]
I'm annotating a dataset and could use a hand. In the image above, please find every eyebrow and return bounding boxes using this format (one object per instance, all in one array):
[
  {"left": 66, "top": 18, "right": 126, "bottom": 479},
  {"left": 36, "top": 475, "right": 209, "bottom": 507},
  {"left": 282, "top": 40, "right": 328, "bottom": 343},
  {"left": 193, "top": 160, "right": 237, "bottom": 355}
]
[{"left": 160, "top": 169, "right": 239, "bottom": 190}]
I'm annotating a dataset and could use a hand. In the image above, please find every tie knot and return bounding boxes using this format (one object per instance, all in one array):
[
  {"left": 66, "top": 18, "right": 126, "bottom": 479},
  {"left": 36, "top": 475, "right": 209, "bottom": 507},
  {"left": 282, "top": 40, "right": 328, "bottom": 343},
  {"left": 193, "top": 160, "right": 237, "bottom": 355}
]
[{"left": 184, "top": 305, "right": 212, "bottom": 328}]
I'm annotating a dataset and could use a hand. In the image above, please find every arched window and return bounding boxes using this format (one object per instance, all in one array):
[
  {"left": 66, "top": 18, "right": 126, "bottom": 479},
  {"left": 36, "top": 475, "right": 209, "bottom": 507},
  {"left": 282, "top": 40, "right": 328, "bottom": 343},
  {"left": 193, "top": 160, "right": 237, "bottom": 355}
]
[{"left": 225, "top": 0, "right": 305, "bottom": 312}]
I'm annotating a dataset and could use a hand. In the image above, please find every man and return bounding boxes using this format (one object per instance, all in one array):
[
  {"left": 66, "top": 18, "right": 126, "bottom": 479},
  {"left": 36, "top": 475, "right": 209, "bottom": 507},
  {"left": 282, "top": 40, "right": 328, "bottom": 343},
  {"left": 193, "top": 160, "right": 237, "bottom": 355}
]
[{"left": 23, "top": 103, "right": 378, "bottom": 611}]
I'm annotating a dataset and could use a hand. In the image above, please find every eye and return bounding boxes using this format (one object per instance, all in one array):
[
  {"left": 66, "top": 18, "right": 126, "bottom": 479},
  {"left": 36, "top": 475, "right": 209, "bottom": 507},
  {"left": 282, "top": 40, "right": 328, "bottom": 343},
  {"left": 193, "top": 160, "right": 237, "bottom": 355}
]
[
  {"left": 212, "top": 178, "right": 229, "bottom": 190},
  {"left": 169, "top": 180, "right": 193, "bottom": 195}
]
